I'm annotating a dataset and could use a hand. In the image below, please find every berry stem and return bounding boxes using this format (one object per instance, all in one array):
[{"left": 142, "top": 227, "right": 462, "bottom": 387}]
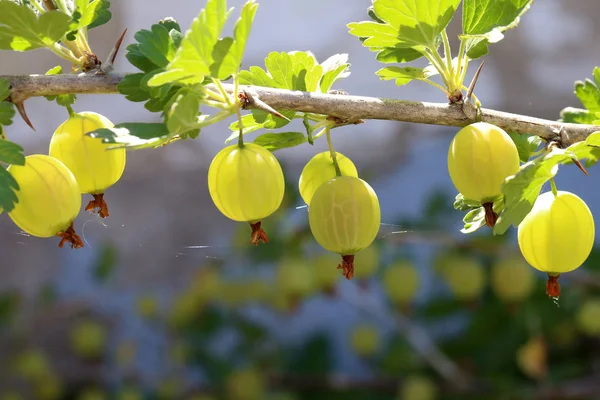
[
  {"left": 249, "top": 221, "right": 268, "bottom": 245},
  {"left": 546, "top": 273, "right": 560, "bottom": 298},
  {"left": 233, "top": 74, "right": 245, "bottom": 148},
  {"left": 338, "top": 255, "right": 355, "bottom": 280},
  {"left": 550, "top": 177, "right": 558, "bottom": 197},
  {"left": 325, "top": 127, "right": 342, "bottom": 177}
]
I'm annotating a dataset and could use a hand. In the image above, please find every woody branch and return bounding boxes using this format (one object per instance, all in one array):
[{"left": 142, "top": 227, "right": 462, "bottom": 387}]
[{"left": 3, "top": 73, "right": 600, "bottom": 147}]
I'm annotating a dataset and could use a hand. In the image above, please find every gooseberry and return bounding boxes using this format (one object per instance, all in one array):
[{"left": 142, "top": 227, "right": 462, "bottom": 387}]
[
  {"left": 436, "top": 253, "right": 486, "bottom": 301},
  {"left": 308, "top": 176, "right": 380, "bottom": 279},
  {"left": 7, "top": 154, "right": 83, "bottom": 248},
  {"left": 311, "top": 253, "right": 343, "bottom": 294},
  {"left": 518, "top": 190, "right": 594, "bottom": 297},
  {"left": 208, "top": 143, "right": 284, "bottom": 245},
  {"left": 349, "top": 324, "right": 380, "bottom": 357},
  {"left": 225, "top": 368, "right": 266, "bottom": 400},
  {"left": 353, "top": 244, "right": 380, "bottom": 280},
  {"left": 49, "top": 111, "right": 126, "bottom": 219},
  {"left": 490, "top": 255, "right": 535, "bottom": 303},
  {"left": 276, "top": 259, "right": 316, "bottom": 301},
  {"left": 383, "top": 260, "right": 420, "bottom": 306},
  {"left": 576, "top": 298, "right": 600, "bottom": 336},
  {"left": 516, "top": 336, "right": 547, "bottom": 380},
  {"left": 70, "top": 320, "right": 107, "bottom": 360},
  {"left": 298, "top": 151, "right": 358, "bottom": 205},
  {"left": 447, "top": 122, "right": 519, "bottom": 226},
  {"left": 398, "top": 375, "right": 438, "bottom": 400}
]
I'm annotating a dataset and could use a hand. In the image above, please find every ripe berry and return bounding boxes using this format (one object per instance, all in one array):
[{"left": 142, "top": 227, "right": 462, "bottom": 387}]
[
  {"left": 7, "top": 155, "right": 83, "bottom": 248},
  {"left": 208, "top": 143, "right": 284, "bottom": 245},
  {"left": 518, "top": 191, "right": 594, "bottom": 297},
  {"left": 49, "top": 111, "right": 126, "bottom": 218},
  {"left": 308, "top": 176, "right": 380, "bottom": 279},
  {"left": 299, "top": 151, "right": 358, "bottom": 205},
  {"left": 447, "top": 122, "right": 519, "bottom": 226}
]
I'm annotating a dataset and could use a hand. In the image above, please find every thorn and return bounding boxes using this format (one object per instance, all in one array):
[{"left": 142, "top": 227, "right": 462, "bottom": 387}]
[
  {"left": 466, "top": 60, "right": 485, "bottom": 102},
  {"left": 14, "top": 102, "right": 35, "bottom": 131},
  {"left": 573, "top": 158, "right": 589, "bottom": 176},
  {"left": 239, "top": 90, "right": 290, "bottom": 121},
  {"left": 101, "top": 28, "right": 128, "bottom": 75}
]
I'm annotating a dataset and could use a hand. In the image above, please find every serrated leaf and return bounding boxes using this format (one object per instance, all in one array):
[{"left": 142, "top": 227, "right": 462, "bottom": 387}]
[
  {"left": 166, "top": 91, "right": 206, "bottom": 136},
  {"left": 159, "top": 17, "right": 181, "bottom": 33},
  {"left": 230, "top": 0, "right": 258, "bottom": 72},
  {"left": 574, "top": 78, "right": 600, "bottom": 113},
  {"left": 226, "top": 110, "right": 296, "bottom": 143},
  {"left": 75, "top": 0, "right": 102, "bottom": 29},
  {"left": 88, "top": 122, "right": 171, "bottom": 149},
  {"left": 348, "top": 0, "right": 460, "bottom": 63},
  {"left": 117, "top": 73, "right": 150, "bottom": 102},
  {"left": 507, "top": 131, "right": 542, "bottom": 163},
  {"left": 0, "top": 103, "right": 15, "bottom": 126},
  {"left": 319, "top": 53, "right": 350, "bottom": 92},
  {"left": 376, "top": 66, "right": 437, "bottom": 87},
  {"left": 253, "top": 132, "right": 306, "bottom": 151},
  {"left": 0, "top": 140, "right": 24, "bottom": 165},
  {"left": 135, "top": 24, "right": 177, "bottom": 69},
  {"left": 453, "top": 193, "right": 481, "bottom": 211},
  {"left": 0, "top": 167, "right": 19, "bottom": 213},
  {"left": 560, "top": 107, "right": 597, "bottom": 125},
  {"left": 461, "top": 206, "right": 486, "bottom": 233},
  {"left": 0, "top": 79, "right": 9, "bottom": 100},
  {"left": 125, "top": 43, "right": 158, "bottom": 73},
  {"left": 0, "top": 2, "right": 74, "bottom": 51},
  {"left": 461, "top": 0, "right": 533, "bottom": 59},
  {"left": 147, "top": 0, "right": 233, "bottom": 87},
  {"left": 88, "top": 0, "right": 111, "bottom": 30}
]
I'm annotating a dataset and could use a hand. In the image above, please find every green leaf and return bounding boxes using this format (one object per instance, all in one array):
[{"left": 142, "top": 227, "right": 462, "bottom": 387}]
[
  {"left": 560, "top": 107, "right": 597, "bottom": 125},
  {"left": 74, "top": 0, "right": 103, "bottom": 29},
  {"left": 230, "top": 0, "right": 258, "bottom": 72},
  {"left": 0, "top": 140, "right": 25, "bottom": 165},
  {"left": 87, "top": 122, "right": 171, "bottom": 149},
  {"left": 574, "top": 77, "right": 600, "bottom": 113},
  {"left": 0, "top": 167, "right": 19, "bottom": 213},
  {"left": 0, "top": 79, "right": 9, "bottom": 100},
  {"left": 319, "top": 53, "right": 350, "bottom": 93},
  {"left": 0, "top": 2, "right": 73, "bottom": 51},
  {"left": 147, "top": 0, "right": 233, "bottom": 86},
  {"left": 461, "top": 0, "right": 534, "bottom": 59},
  {"left": 376, "top": 66, "right": 437, "bottom": 87},
  {"left": 226, "top": 110, "right": 296, "bottom": 143},
  {"left": 461, "top": 206, "right": 486, "bottom": 233},
  {"left": 453, "top": 193, "right": 481, "bottom": 211},
  {"left": 348, "top": 0, "right": 460, "bottom": 60},
  {"left": 253, "top": 132, "right": 306, "bottom": 151},
  {"left": 117, "top": 73, "right": 150, "bottom": 102},
  {"left": 494, "top": 142, "right": 600, "bottom": 235},
  {"left": 87, "top": 0, "right": 111, "bottom": 30},
  {"left": 134, "top": 24, "right": 177, "bottom": 69},
  {"left": 44, "top": 66, "right": 76, "bottom": 106},
  {"left": 166, "top": 90, "right": 206, "bottom": 137},
  {"left": 507, "top": 131, "right": 542, "bottom": 163},
  {"left": 0, "top": 103, "right": 14, "bottom": 126},
  {"left": 92, "top": 243, "right": 118, "bottom": 283}
]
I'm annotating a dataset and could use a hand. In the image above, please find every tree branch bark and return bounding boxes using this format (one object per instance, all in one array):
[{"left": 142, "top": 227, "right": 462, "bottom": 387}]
[{"left": 3, "top": 72, "right": 599, "bottom": 146}]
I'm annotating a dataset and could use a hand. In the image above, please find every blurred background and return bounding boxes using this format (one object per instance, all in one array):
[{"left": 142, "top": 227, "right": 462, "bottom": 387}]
[{"left": 2, "top": 0, "right": 600, "bottom": 399}]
